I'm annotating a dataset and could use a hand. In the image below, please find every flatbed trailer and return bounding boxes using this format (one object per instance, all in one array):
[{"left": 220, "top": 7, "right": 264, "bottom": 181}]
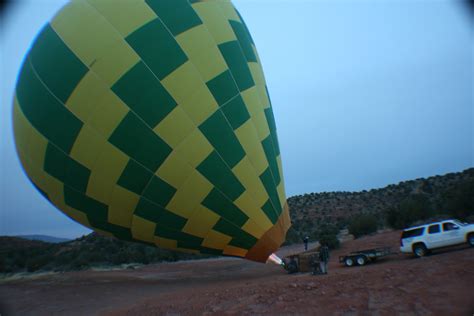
[{"left": 339, "top": 247, "right": 394, "bottom": 267}]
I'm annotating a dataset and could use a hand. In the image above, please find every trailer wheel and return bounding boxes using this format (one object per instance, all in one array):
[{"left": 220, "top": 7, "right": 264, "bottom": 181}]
[
  {"left": 344, "top": 257, "right": 354, "bottom": 267},
  {"left": 287, "top": 261, "right": 298, "bottom": 274},
  {"left": 356, "top": 256, "right": 367, "bottom": 266}
]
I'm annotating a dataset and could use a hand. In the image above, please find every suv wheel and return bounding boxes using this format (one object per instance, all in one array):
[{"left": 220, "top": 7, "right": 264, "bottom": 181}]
[
  {"left": 356, "top": 256, "right": 367, "bottom": 266},
  {"left": 468, "top": 233, "right": 474, "bottom": 247},
  {"left": 413, "top": 243, "right": 427, "bottom": 257},
  {"left": 344, "top": 257, "right": 354, "bottom": 267}
]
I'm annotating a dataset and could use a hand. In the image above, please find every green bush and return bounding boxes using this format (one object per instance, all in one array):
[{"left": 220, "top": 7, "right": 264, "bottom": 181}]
[
  {"left": 442, "top": 179, "right": 474, "bottom": 220},
  {"left": 386, "top": 194, "right": 433, "bottom": 229},
  {"left": 348, "top": 214, "right": 378, "bottom": 238}
]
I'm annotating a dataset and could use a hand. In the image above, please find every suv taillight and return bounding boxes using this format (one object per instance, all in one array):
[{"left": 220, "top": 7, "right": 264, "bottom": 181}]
[{"left": 400, "top": 233, "right": 403, "bottom": 247}]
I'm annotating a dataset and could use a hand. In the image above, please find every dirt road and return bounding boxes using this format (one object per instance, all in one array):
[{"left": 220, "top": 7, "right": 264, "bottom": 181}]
[{"left": 1, "top": 230, "right": 473, "bottom": 315}]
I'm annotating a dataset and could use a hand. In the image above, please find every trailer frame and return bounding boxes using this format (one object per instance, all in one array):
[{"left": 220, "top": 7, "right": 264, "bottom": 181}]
[{"left": 339, "top": 247, "right": 394, "bottom": 267}]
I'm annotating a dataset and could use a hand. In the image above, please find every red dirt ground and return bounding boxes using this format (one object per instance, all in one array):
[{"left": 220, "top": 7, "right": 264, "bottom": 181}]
[{"left": 1, "top": 230, "right": 473, "bottom": 315}]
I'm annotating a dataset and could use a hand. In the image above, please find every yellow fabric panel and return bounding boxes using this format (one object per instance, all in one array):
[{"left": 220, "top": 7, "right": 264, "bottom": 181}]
[
  {"left": 153, "top": 106, "right": 195, "bottom": 148},
  {"left": 70, "top": 125, "right": 106, "bottom": 169},
  {"left": 277, "top": 181, "right": 286, "bottom": 213},
  {"left": 234, "top": 191, "right": 272, "bottom": 231},
  {"left": 90, "top": 142, "right": 129, "bottom": 183},
  {"left": 41, "top": 173, "right": 66, "bottom": 207},
  {"left": 180, "top": 85, "right": 219, "bottom": 126},
  {"left": 242, "top": 219, "right": 266, "bottom": 239},
  {"left": 166, "top": 170, "right": 213, "bottom": 218},
  {"left": 154, "top": 237, "right": 177, "bottom": 250},
  {"left": 131, "top": 214, "right": 156, "bottom": 243},
  {"left": 223, "top": 245, "right": 247, "bottom": 257},
  {"left": 86, "top": 174, "right": 115, "bottom": 205},
  {"left": 161, "top": 61, "right": 204, "bottom": 105},
  {"left": 232, "top": 157, "right": 270, "bottom": 210},
  {"left": 85, "top": 0, "right": 157, "bottom": 37},
  {"left": 182, "top": 205, "right": 219, "bottom": 238},
  {"left": 95, "top": 228, "right": 115, "bottom": 238},
  {"left": 235, "top": 120, "right": 268, "bottom": 175},
  {"left": 53, "top": 1, "right": 139, "bottom": 86},
  {"left": 192, "top": 2, "right": 237, "bottom": 45},
  {"left": 107, "top": 186, "right": 140, "bottom": 228},
  {"left": 155, "top": 150, "right": 194, "bottom": 189},
  {"left": 176, "top": 25, "right": 228, "bottom": 82},
  {"left": 174, "top": 128, "right": 213, "bottom": 168},
  {"left": 248, "top": 63, "right": 265, "bottom": 92},
  {"left": 201, "top": 230, "right": 231, "bottom": 249},
  {"left": 87, "top": 93, "right": 129, "bottom": 139},
  {"left": 217, "top": 2, "right": 240, "bottom": 21},
  {"left": 65, "top": 71, "right": 107, "bottom": 122},
  {"left": 248, "top": 63, "right": 271, "bottom": 109},
  {"left": 241, "top": 88, "right": 270, "bottom": 141}
]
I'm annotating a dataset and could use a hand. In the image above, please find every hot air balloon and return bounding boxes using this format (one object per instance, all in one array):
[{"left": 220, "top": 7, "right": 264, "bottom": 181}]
[{"left": 13, "top": 0, "right": 290, "bottom": 263}]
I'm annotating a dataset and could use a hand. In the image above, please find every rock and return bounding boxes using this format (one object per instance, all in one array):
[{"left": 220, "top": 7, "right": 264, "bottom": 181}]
[{"left": 290, "top": 283, "right": 297, "bottom": 288}]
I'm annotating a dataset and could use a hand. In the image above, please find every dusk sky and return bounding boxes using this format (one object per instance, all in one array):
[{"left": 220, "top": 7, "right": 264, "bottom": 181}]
[{"left": 0, "top": 0, "right": 472, "bottom": 238}]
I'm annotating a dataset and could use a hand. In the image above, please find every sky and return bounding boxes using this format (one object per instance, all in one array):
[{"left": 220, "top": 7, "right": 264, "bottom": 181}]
[{"left": 0, "top": 0, "right": 472, "bottom": 238}]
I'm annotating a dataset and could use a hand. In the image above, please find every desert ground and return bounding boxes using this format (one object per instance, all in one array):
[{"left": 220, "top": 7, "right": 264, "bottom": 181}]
[{"left": 1, "top": 230, "right": 473, "bottom": 315}]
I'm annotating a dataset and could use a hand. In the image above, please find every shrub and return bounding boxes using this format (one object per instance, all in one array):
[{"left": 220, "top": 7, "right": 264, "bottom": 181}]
[
  {"left": 386, "top": 194, "right": 433, "bottom": 229},
  {"left": 348, "top": 214, "right": 378, "bottom": 238}
]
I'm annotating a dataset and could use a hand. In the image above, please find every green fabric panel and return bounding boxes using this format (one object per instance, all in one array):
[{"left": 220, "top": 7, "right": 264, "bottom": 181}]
[
  {"left": 206, "top": 70, "right": 239, "bottom": 106},
  {"left": 109, "top": 112, "right": 172, "bottom": 172},
  {"left": 199, "top": 246, "right": 223, "bottom": 256},
  {"left": 29, "top": 24, "right": 88, "bottom": 103},
  {"left": 218, "top": 41, "right": 255, "bottom": 92},
  {"left": 201, "top": 188, "right": 248, "bottom": 227},
  {"left": 63, "top": 186, "right": 108, "bottom": 222},
  {"left": 197, "top": 151, "right": 245, "bottom": 201},
  {"left": 261, "top": 135, "right": 280, "bottom": 184},
  {"left": 43, "top": 143, "right": 91, "bottom": 193},
  {"left": 229, "top": 20, "right": 257, "bottom": 63},
  {"left": 259, "top": 167, "right": 282, "bottom": 215},
  {"left": 142, "top": 175, "right": 177, "bottom": 207},
  {"left": 221, "top": 95, "right": 250, "bottom": 130},
  {"left": 117, "top": 159, "right": 153, "bottom": 195},
  {"left": 235, "top": 9, "right": 255, "bottom": 45},
  {"left": 154, "top": 224, "right": 203, "bottom": 248},
  {"left": 199, "top": 110, "right": 245, "bottom": 169},
  {"left": 145, "top": 0, "right": 202, "bottom": 36},
  {"left": 213, "top": 218, "right": 257, "bottom": 250},
  {"left": 126, "top": 19, "right": 188, "bottom": 80},
  {"left": 135, "top": 198, "right": 187, "bottom": 231},
  {"left": 264, "top": 108, "right": 280, "bottom": 156},
  {"left": 90, "top": 219, "right": 133, "bottom": 241},
  {"left": 16, "top": 58, "right": 83, "bottom": 154},
  {"left": 261, "top": 199, "right": 278, "bottom": 224},
  {"left": 112, "top": 61, "right": 177, "bottom": 127}
]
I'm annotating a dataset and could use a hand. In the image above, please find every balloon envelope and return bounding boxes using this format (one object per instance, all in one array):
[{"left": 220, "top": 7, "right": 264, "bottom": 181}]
[{"left": 13, "top": 0, "right": 290, "bottom": 262}]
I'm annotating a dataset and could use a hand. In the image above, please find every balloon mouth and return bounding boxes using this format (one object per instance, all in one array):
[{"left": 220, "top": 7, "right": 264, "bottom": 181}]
[{"left": 267, "top": 253, "right": 284, "bottom": 266}]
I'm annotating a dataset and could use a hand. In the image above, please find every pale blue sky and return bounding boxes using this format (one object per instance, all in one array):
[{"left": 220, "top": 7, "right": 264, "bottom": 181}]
[{"left": 0, "top": 0, "right": 472, "bottom": 238}]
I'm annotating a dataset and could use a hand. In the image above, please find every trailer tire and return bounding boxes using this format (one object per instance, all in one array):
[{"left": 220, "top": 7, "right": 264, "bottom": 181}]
[
  {"left": 356, "top": 255, "right": 367, "bottom": 266},
  {"left": 344, "top": 257, "right": 354, "bottom": 267},
  {"left": 467, "top": 233, "right": 474, "bottom": 247}
]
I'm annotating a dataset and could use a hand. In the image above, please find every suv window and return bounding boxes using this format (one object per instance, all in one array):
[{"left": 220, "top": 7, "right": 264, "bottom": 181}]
[
  {"left": 402, "top": 227, "right": 425, "bottom": 238},
  {"left": 428, "top": 224, "right": 440, "bottom": 234},
  {"left": 443, "top": 222, "right": 459, "bottom": 231}
]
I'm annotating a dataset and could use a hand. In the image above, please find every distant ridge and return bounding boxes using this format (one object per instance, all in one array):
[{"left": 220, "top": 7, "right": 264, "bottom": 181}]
[{"left": 15, "top": 235, "right": 71, "bottom": 243}]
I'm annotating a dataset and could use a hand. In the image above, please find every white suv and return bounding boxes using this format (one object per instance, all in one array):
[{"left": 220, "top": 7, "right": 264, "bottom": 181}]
[{"left": 400, "top": 219, "right": 474, "bottom": 257}]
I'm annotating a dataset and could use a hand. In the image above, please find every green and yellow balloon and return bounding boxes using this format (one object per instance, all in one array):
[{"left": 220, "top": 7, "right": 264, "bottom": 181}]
[{"left": 13, "top": 0, "right": 290, "bottom": 262}]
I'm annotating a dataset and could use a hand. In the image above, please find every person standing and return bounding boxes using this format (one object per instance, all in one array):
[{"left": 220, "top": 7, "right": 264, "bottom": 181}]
[
  {"left": 319, "top": 243, "right": 330, "bottom": 274},
  {"left": 303, "top": 236, "right": 309, "bottom": 251}
]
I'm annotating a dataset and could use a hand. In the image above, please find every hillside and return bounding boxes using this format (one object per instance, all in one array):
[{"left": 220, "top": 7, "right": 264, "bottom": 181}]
[
  {"left": 15, "top": 235, "right": 71, "bottom": 243},
  {"left": 0, "top": 233, "right": 211, "bottom": 274},
  {"left": 287, "top": 168, "right": 474, "bottom": 241}
]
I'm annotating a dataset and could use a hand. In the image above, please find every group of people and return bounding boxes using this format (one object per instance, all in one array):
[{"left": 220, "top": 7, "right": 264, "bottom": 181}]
[{"left": 303, "top": 236, "right": 330, "bottom": 275}]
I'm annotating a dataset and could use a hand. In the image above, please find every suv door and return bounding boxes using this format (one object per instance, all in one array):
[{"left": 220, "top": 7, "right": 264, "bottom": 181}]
[
  {"left": 426, "top": 224, "right": 442, "bottom": 248},
  {"left": 441, "top": 222, "right": 463, "bottom": 246}
]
